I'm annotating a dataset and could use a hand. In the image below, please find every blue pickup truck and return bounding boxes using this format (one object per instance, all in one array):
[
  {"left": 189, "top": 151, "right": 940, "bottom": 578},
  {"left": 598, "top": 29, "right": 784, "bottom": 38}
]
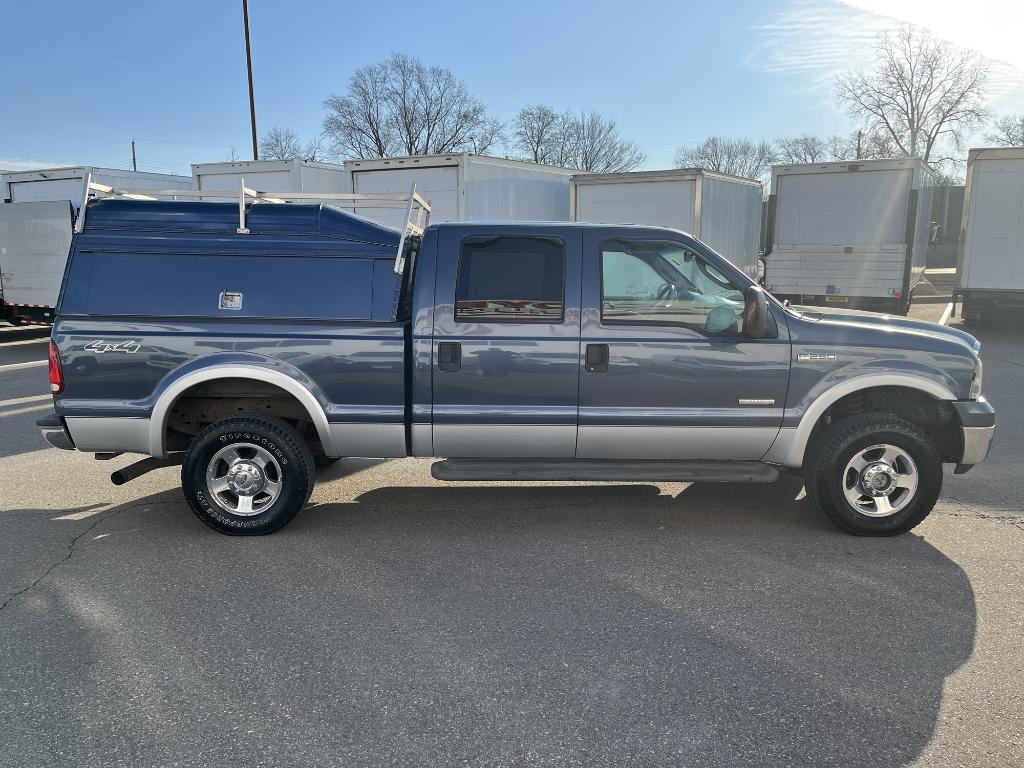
[{"left": 38, "top": 196, "right": 994, "bottom": 536}]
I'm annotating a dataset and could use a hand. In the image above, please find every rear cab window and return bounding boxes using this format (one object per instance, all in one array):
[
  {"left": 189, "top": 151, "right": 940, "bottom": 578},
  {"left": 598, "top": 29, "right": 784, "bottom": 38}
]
[{"left": 455, "top": 236, "right": 565, "bottom": 323}]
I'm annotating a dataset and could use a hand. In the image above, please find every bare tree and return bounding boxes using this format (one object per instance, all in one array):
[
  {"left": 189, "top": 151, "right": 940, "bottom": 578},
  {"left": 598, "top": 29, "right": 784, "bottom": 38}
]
[
  {"left": 985, "top": 114, "right": 1024, "bottom": 147},
  {"left": 511, "top": 105, "right": 570, "bottom": 165},
  {"left": 775, "top": 134, "right": 844, "bottom": 163},
  {"left": 259, "top": 127, "right": 304, "bottom": 160},
  {"left": 570, "top": 111, "right": 645, "bottom": 172},
  {"left": 322, "top": 53, "right": 503, "bottom": 159},
  {"left": 836, "top": 25, "right": 989, "bottom": 166},
  {"left": 673, "top": 136, "right": 776, "bottom": 182},
  {"left": 840, "top": 129, "right": 902, "bottom": 160},
  {"left": 259, "top": 127, "right": 330, "bottom": 161},
  {"left": 510, "top": 106, "right": 644, "bottom": 172}
]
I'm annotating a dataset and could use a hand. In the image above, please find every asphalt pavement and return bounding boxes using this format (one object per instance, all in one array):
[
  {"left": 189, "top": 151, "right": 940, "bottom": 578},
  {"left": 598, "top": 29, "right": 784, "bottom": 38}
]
[{"left": 0, "top": 326, "right": 1021, "bottom": 768}]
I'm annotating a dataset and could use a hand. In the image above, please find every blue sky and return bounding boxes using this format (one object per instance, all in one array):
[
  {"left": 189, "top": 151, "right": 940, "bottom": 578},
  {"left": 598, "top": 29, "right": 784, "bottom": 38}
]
[{"left": 1, "top": 0, "right": 1021, "bottom": 176}]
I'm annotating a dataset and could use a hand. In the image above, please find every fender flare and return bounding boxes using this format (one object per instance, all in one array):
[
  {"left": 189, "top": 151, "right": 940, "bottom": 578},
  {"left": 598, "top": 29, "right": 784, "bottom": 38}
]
[
  {"left": 148, "top": 364, "right": 335, "bottom": 457},
  {"left": 768, "top": 373, "right": 958, "bottom": 468}
]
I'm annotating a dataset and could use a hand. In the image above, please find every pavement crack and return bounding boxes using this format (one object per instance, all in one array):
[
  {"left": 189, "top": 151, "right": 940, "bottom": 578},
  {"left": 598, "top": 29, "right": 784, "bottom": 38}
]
[
  {"left": 990, "top": 355, "right": 1024, "bottom": 369},
  {"left": 0, "top": 500, "right": 179, "bottom": 615}
]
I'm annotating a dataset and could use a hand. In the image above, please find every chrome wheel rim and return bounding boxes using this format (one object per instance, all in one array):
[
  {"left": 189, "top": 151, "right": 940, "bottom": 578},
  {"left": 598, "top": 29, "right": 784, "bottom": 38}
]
[
  {"left": 842, "top": 444, "right": 919, "bottom": 518},
  {"left": 205, "top": 443, "right": 283, "bottom": 516}
]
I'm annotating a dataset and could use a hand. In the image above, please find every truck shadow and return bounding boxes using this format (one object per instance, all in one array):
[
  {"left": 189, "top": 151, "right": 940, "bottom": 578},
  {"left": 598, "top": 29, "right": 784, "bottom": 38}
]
[{"left": 4, "top": 476, "right": 977, "bottom": 767}]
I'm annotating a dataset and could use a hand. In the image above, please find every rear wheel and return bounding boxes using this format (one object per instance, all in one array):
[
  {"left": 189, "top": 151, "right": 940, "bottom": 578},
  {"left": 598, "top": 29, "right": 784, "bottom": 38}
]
[
  {"left": 182, "top": 416, "right": 314, "bottom": 535},
  {"left": 805, "top": 413, "right": 942, "bottom": 536}
]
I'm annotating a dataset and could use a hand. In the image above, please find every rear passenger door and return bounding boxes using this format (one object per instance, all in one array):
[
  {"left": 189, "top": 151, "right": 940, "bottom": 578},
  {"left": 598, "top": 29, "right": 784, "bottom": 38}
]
[{"left": 431, "top": 227, "right": 582, "bottom": 457}]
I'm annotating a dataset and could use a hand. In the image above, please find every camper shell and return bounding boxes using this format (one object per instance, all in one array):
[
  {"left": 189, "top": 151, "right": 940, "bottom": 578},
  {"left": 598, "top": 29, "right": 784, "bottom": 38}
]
[
  {"left": 956, "top": 147, "right": 1024, "bottom": 322},
  {"left": 570, "top": 168, "right": 763, "bottom": 280},
  {"left": 765, "top": 158, "right": 935, "bottom": 314}
]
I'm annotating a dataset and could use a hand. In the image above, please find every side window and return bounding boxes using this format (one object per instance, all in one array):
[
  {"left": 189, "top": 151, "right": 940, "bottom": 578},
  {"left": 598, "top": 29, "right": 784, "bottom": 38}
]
[
  {"left": 456, "top": 236, "right": 564, "bottom": 322},
  {"left": 600, "top": 240, "right": 746, "bottom": 334}
]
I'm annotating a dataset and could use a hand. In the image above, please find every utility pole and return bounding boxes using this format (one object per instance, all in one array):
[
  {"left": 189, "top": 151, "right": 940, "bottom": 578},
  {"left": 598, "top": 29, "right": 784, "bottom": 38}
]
[
  {"left": 131, "top": 140, "right": 137, "bottom": 172},
  {"left": 242, "top": 0, "right": 259, "bottom": 160}
]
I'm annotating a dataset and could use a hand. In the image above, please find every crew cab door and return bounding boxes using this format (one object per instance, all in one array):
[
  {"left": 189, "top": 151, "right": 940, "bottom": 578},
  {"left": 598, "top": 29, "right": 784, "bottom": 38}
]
[
  {"left": 431, "top": 226, "right": 583, "bottom": 457},
  {"left": 577, "top": 231, "right": 790, "bottom": 460}
]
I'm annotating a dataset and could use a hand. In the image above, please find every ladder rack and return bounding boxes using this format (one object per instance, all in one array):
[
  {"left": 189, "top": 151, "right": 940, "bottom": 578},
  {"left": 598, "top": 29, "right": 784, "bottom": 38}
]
[{"left": 76, "top": 174, "right": 431, "bottom": 274}]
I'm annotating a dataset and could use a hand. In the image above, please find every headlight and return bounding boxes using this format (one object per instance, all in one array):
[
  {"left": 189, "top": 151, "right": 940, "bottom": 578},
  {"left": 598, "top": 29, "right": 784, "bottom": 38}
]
[{"left": 970, "top": 358, "right": 983, "bottom": 400}]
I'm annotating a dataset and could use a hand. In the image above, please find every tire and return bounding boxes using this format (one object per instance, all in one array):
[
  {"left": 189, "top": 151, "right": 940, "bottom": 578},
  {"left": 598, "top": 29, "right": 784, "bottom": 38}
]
[
  {"left": 182, "top": 416, "right": 315, "bottom": 535},
  {"left": 804, "top": 413, "right": 942, "bottom": 536},
  {"left": 314, "top": 455, "right": 341, "bottom": 470}
]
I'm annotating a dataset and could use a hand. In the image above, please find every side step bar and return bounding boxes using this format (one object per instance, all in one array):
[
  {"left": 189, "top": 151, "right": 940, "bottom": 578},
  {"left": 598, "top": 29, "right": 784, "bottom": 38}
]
[{"left": 431, "top": 459, "right": 779, "bottom": 483}]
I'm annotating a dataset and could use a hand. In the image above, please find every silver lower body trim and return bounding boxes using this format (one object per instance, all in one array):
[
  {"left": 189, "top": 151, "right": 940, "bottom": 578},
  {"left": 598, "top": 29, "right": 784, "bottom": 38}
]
[
  {"left": 576, "top": 426, "right": 779, "bottom": 460},
  {"left": 957, "top": 425, "right": 995, "bottom": 470},
  {"left": 327, "top": 422, "right": 406, "bottom": 458},
  {"left": 433, "top": 424, "right": 575, "bottom": 458},
  {"left": 64, "top": 417, "right": 151, "bottom": 454}
]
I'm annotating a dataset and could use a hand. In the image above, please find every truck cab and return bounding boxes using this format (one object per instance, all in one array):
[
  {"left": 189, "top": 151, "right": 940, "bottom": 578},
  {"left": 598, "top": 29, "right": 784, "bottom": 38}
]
[{"left": 39, "top": 196, "right": 995, "bottom": 536}]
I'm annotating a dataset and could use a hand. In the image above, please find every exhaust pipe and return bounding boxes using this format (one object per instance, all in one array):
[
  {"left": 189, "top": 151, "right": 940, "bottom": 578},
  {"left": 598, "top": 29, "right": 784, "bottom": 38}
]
[{"left": 110, "top": 454, "right": 183, "bottom": 485}]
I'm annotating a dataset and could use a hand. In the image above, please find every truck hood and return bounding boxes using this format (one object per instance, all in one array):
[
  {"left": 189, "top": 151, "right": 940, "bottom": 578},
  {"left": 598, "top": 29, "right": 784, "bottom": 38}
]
[{"left": 791, "top": 305, "right": 981, "bottom": 354}]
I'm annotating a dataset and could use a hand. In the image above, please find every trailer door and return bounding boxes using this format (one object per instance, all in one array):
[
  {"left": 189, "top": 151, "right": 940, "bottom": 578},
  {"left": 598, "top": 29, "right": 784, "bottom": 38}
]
[{"left": 0, "top": 201, "right": 74, "bottom": 308}]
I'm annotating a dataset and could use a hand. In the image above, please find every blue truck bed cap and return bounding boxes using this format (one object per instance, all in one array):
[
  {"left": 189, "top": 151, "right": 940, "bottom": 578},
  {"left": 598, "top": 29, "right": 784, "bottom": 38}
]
[{"left": 82, "top": 198, "right": 401, "bottom": 246}]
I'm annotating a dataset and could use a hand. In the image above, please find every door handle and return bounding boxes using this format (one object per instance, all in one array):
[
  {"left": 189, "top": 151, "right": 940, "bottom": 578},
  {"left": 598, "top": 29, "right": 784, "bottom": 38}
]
[
  {"left": 438, "top": 341, "right": 462, "bottom": 372},
  {"left": 585, "top": 343, "right": 609, "bottom": 373}
]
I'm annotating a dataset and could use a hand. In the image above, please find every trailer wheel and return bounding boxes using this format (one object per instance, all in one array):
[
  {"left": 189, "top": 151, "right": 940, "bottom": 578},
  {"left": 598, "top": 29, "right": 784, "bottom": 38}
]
[
  {"left": 182, "top": 415, "right": 314, "bottom": 535},
  {"left": 804, "top": 413, "right": 942, "bottom": 536}
]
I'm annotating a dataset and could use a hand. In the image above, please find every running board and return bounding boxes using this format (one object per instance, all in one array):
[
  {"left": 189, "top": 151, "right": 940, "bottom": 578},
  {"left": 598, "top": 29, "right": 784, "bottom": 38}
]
[{"left": 431, "top": 459, "right": 779, "bottom": 483}]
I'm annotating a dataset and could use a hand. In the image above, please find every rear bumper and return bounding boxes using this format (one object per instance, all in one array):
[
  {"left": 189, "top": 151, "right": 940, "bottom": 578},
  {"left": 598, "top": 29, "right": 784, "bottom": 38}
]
[
  {"left": 953, "top": 398, "right": 995, "bottom": 474},
  {"left": 36, "top": 411, "right": 75, "bottom": 451}
]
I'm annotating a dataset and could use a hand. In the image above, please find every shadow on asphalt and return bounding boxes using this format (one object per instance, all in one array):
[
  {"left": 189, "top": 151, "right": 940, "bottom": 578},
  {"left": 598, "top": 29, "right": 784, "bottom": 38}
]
[{"left": 2, "top": 475, "right": 976, "bottom": 767}]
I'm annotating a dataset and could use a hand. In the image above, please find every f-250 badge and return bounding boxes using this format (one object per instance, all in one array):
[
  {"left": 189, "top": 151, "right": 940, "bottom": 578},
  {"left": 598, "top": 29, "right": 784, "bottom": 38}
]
[{"left": 84, "top": 340, "right": 141, "bottom": 354}]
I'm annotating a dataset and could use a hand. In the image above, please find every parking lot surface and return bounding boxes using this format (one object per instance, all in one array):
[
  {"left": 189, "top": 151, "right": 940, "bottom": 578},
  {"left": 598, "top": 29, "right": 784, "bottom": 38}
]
[{"left": 1, "top": 326, "right": 1021, "bottom": 767}]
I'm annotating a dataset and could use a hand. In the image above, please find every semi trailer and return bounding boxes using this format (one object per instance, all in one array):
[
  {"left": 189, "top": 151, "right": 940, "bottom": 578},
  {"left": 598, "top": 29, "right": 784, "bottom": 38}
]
[
  {"left": 344, "top": 154, "right": 577, "bottom": 229},
  {"left": 764, "top": 158, "right": 935, "bottom": 314},
  {"left": 956, "top": 147, "right": 1024, "bottom": 324},
  {"left": 570, "top": 168, "right": 763, "bottom": 280}
]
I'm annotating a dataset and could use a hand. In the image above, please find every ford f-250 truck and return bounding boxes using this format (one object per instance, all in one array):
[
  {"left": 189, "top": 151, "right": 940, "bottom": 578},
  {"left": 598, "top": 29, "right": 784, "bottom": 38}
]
[{"left": 38, "top": 193, "right": 995, "bottom": 536}]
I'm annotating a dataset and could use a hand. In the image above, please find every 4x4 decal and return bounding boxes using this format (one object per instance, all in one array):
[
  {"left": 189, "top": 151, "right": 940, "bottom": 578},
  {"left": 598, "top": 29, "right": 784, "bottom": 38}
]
[{"left": 84, "top": 340, "right": 141, "bottom": 354}]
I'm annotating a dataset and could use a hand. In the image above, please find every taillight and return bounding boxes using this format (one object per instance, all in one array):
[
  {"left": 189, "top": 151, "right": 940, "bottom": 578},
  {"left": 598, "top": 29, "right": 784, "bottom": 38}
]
[{"left": 48, "top": 340, "right": 64, "bottom": 395}]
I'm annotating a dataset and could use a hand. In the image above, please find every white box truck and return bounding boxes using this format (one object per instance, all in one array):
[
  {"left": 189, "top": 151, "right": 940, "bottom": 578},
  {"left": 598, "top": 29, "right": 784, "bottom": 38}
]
[
  {"left": 570, "top": 168, "right": 763, "bottom": 280},
  {"left": 956, "top": 147, "right": 1024, "bottom": 324},
  {"left": 191, "top": 159, "right": 351, "bottom": 198},
  {"left": 344, "top": 153, "right": 576, "bottom": 229},
  {"left": 765, "top": 158, "right": 935, "bottom": 314},
  {"left": 0, "top": 166, "right": 195, "bottom": 324}
]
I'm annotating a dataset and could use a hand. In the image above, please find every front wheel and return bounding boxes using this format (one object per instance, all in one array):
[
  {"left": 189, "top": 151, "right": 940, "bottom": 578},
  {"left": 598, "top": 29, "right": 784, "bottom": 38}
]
[
  {"left": 182, "top": 416, "right": 314, "bottom": 535},
  {"left": 805, "top": 413, "right": 942, "bottom": 536}
]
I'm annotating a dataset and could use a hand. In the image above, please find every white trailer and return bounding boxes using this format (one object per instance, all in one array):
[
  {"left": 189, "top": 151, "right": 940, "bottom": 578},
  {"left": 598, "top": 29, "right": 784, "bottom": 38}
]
[
  {"left": 0, "top": 166, "right": 195, "bottom": 324},
  {"left": 192, "top": 159, "right": 350, "bottom": 197},
  {"left": 570, "top": 168, "right": 763, "bottom": 280},
  {"left": 344, "top": 154, "right": 576, "bottom": 229},
  {"left": 957, "top": 147, "right": 1024, "bottom": 323},
  {"left": 765, "top": 158, "right": 935, "bottom": 314}
]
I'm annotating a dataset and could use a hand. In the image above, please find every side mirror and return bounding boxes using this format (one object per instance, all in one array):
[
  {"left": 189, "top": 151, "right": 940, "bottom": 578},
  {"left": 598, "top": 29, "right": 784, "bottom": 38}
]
[{"left": 743, "top": 285, "right": 770, "bottom": 339}]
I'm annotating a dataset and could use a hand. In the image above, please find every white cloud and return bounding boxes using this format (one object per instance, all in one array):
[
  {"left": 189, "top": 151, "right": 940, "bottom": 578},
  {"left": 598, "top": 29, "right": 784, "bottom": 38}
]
[{"left": 749, "top": 0, "right": 1024, "bottom": 101}]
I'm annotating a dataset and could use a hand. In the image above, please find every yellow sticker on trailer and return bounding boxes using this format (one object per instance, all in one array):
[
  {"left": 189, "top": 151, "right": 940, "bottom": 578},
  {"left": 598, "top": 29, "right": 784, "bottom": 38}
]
[{"left": 825, "top": 296, "right": 848, "bottom": 303}]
